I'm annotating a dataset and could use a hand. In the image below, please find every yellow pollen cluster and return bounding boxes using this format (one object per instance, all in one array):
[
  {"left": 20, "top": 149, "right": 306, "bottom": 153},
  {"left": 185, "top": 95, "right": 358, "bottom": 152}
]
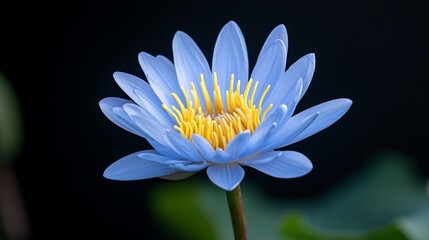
[{"left": 162, "top": 72, "right": 273, "bottom": 149}]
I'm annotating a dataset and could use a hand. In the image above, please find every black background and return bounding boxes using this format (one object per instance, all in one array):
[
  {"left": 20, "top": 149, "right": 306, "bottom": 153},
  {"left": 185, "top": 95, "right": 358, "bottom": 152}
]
[{"left": 1, "top": 0, "right": 428, "bottom": 239}]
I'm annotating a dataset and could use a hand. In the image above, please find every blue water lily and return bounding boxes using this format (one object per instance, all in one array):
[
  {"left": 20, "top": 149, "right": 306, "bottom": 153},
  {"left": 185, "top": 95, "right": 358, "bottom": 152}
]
[{"left": 99, "top": 21, "right": 352, "bottom": 191}]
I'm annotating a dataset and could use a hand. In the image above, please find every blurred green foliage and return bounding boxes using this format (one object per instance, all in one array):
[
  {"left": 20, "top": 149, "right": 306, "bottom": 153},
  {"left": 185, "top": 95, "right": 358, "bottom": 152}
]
[
  {"left": 149, "top": 150, "right": 429, "bottom": 240},
  {"left": 0, "top": 71, "right": 23, "bottom": 164},
  {"left": 149, "top": 182, "right": 220, "bottom": 240},
  {"left": 280, "top": 211, "right": 407, "bottom": 240},
  {"left": 278, "top": 150, "right": 429, "bottom": 240}
]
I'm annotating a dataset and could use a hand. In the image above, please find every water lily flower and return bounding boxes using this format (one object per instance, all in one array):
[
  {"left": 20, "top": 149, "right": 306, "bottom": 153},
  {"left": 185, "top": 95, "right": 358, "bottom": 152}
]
[{"left": 99, "top": 20, "right": 352, "bottom": 191}]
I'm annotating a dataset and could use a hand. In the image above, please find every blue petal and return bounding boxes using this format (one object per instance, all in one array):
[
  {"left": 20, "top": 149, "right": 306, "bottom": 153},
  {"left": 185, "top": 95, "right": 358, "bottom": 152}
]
[
  {"left": 138, "top": 52, "right": 182, "bottom": 108},
  {"left": 241, "top": 151, "right": 312, "bottom": 178},
  {"left": 286, "top": 98, "right": 353, "bottom": 145},
  {"left": 172, "top": 31, "right": 212, "bottom": 111},
  {"left": 165, "top": 130, "right": 201, "bottom": 162},
  {"left": 260, "top": 24, "right": 288, "bottom": 56},
  {"left": 192, "top": 134, "right": 231, "bottom": 163},
  {"left": 147, "top": 138, "right": 182, "bottom": 159},
  {"left": 241, "top": 105, "right": 288, "bottom": 157},
  {"left": 123, "top": 103, "right": 169, "bottom": 146},
  {"left": 157, "top": 55, "right": 175, "bottom": 68},
  {"left": 206, "top": 164, "right": 245, "bottom": 191},
  {"left": 265, "top": 53, "right": 315, "bottom": 110},
  {"left": 212, "top": 149, "right": 231, "bottom": 163},
  {"left": 297, "top": 53, "right": 316, "bottom": 101},
  {"left": 113, "top": 71, "right": 157, "bottom": 106},
  {"left": 100, "top": 98, "right": 178, "bottom": 157},
  {"left": 192, "top": 134, "right": 216, "bottom": 158},
  {"left": 212, "top": 20, "right": 249, "bottom": 100},
  {"left": 251, "top": 39, "right": 287, "bottom": 101},
  {"left": 263, "top": 75, "right": 303, "bottom": 118},
  {"left": 225, "top": 130, "right": 251, "bottom": 160},
  {"left": 240, "top": 151, "right": 280, "bottom": 164},
  {"left": 173, "top": 161, "right": 208, "bottom": 172},
  {"left": 266, "top": 112, "right": 319, "bottom": 150},
  {"left": 103, "top": 150, "right": 178, "bottom": 180},
  {"left": 113, "top": 72, "right": 173, "bottom": 127},
  {"left": 99, "top": 97, "right": 145, "bottom": 137},
  {"left": 142, "top": 151, "right": 187, "bottom": 165},
  {"left": 133, "top": 89, "right": 173, "bottom": 128}
]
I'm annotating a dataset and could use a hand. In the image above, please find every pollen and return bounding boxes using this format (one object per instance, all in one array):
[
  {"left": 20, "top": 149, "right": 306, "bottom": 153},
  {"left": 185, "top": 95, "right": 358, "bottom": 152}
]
[{"left": 162, "top": 72, "right": 273, "bottom": 150}]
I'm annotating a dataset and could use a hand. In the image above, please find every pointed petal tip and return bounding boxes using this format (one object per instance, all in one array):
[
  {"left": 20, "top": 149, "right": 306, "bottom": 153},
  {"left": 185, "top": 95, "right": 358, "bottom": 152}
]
[
  {"left": 173, "top": 31, "right": 189, "bottom": 42},
  {"left": 98, "top": 98, "right": 108, "bottom": 107},
  {"left": 112, "top": 71, "right": 123, "bottom": 78},
  {"left": 103, "top": 164, "right": 123, "bottom": 180},
  {"left": 221, "top": 20, "right": 241, "bottom": 33},
  {"left": 305, "top": 53, "right": 316, "bottom": 61},
  {"left": 272, "top": 24, "right": 287, "bottom": 37},
  {"left": 98, "top": 97, "right": 127, "bottom": 110},
  {"left": 112, "top": 71, "right": 134, "bottom": 84},
  {"left": 295, "top": 153, "right": 313, "bottom": 172},
  {"left": 226, "top": 20, "right": 238, "bottom": 26},
  {"left": 307, "top": 160, "right": 314, "bottom": 171},
  {"left": 138, "top": 51, "right": 151, "bottom": 61},
  {"left": 344, "top": 98, "right": 353, "bottom": 104},
  {"left": 279, "top": 23, "right": 287, "bottom": 30},
  {"left": 343, "top": 99, "right": 353, "bottom": 110},
  {"left": 103, "top": 168, "right": 113, "bottom": 179},
  {"left": 337, "top": 98, "right": 353, "bottom": 107},
  {"left": 98, "top": 98, "right": 112, "bottom": 110}
]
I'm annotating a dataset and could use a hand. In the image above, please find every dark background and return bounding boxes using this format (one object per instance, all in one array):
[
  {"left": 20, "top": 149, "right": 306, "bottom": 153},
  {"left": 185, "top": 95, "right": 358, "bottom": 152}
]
[{"left": 1, "top": 0, "right": 428, "bottom": 239}]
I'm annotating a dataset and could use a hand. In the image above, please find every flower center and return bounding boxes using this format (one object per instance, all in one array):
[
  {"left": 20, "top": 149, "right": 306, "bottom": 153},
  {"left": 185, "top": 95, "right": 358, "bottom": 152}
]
[{"left": 162, "top": 72, "right": 272, "bottom": 150}]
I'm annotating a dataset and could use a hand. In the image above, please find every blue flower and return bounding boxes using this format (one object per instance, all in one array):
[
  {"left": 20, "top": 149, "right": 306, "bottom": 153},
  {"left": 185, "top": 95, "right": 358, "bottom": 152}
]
[{"left": 99, "top": 21, "right": 352, "bottom": 191}]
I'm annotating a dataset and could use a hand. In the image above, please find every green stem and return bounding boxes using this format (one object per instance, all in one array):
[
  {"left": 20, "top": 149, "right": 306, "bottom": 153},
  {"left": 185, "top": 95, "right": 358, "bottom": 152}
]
[{"left": 226, "top": 184, "right": 247, "bottom": 240}]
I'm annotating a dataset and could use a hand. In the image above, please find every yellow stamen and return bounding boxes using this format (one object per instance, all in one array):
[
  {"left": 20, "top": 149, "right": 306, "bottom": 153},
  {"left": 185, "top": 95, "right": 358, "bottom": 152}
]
[
  {"left": 262, "top": 104, "right": 274, "bottom": 121},
  {"left": 213, "top": 72, "right": 224, "bottom": 113},
  {"left": 163, "top": 72, "right": 273, "bottom": 149},
  {"left": 199, "top": 73, "right": 213, "bottom": 114},
  {"left": 190, "top": 82, "right": 201, "bottom": 112},
  {"left": 243, "top": 78, "right": 253, "bottom": 108},
  {"left": 249, "top": 81, "right": 259, "bottom": 106}
]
